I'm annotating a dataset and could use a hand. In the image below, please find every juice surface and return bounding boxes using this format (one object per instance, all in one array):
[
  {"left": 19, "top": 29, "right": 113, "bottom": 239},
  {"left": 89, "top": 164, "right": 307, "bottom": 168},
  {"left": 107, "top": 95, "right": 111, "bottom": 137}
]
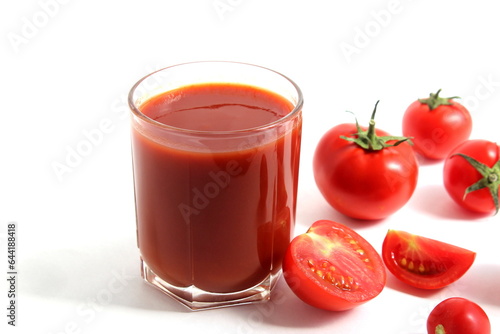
[
  {"left": 132, "top": 83, "right": 301, "bottom": 293},
  {"left": 142, "top": 83, "right": 290, "bottom": 132}
]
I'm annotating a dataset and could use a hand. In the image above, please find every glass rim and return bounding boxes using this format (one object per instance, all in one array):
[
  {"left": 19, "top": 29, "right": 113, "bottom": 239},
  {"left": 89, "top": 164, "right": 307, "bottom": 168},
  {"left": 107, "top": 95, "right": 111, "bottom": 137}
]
[{"left": 128, "top": 61, "right": 303, "bottom": 136}]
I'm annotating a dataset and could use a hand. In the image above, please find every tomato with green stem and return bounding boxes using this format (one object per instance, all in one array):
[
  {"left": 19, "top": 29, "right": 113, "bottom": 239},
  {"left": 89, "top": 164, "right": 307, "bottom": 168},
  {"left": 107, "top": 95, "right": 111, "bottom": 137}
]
[
  {"left": 443, "top": 139, "right": 500, "bottom": 215},
  {"left": 402, "top": 89, "right": 472, "bottom": 160},
  {"left": 427, "top": 297, "right": 491, "bottom": 334},
  {"left": 313, "top": 101, "right": 418, "bottom": 220},
  {"left": 382, "top": 230, "right": 476, "bottom": 289},
  {"left": 283, "top": 220, "right": 386, "bottom": 311}
]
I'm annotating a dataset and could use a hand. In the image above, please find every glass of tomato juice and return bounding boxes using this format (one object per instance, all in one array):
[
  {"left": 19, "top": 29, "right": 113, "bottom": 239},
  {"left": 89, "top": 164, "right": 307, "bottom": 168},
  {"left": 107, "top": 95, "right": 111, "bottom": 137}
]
[{"left": 128, "top": 61, "right": 303, "bottom": 310}]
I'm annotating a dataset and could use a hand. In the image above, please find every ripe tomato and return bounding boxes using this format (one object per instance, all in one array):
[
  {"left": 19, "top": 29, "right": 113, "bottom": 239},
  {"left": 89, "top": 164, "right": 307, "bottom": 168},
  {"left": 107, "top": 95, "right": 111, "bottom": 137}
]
[
  {"left": 382, "top": 230, "right": 476, "bottom": 289},
  {"left": 402, "top": 89, "right": 472, "bottom": 160},
  {"left": 443, "top": 139, "right": 500, "bottom": 215},
  {"left": 427, "top": 297, "right": 491, "bottom": 334},
  {"left": 283, "top": 220, "right": 386, "bottom": 311},
  {"left": 313, "top": 102, "right": 418, "bottom": 220}
]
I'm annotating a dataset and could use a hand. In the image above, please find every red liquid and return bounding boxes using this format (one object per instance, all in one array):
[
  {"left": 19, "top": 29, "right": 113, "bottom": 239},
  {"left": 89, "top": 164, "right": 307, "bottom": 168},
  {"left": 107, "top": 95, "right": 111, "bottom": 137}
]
[{"left": 132, "top": 83, "right": 301, "bottom": 293}]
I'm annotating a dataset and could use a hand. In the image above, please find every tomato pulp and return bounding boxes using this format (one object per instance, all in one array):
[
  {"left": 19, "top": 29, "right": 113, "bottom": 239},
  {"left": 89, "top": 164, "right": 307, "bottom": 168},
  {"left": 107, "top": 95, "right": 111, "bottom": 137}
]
[
  {"left": 283, "top": 220, "right": 386, "bottom": 311},
  {"left": 131, "top": 83, "right": 302, "bottom": 293},
  {"left": 382, "top": 230, "right": 476, "bottom": 289}
]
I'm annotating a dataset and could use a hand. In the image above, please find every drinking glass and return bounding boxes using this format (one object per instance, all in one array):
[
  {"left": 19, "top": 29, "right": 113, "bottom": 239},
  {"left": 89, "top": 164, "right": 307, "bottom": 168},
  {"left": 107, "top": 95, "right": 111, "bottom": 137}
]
[{"left": 129, "top": 61, "right": 303, "bottom": 310}]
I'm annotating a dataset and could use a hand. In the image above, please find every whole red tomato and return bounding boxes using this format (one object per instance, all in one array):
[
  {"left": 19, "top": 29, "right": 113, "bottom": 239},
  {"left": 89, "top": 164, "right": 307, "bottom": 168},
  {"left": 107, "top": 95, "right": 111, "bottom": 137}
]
[
  {"left": 402, "top": 89, "right": 472, "bottom": 160},
  {"left": 313, "top": 102, "right": 418, "bottom": 220},
  {"left": 443, "top": 139, "right": 500, "bottom": 215},
  {"left": 427, "top": 297, "right": 491, "bottom": 334}
]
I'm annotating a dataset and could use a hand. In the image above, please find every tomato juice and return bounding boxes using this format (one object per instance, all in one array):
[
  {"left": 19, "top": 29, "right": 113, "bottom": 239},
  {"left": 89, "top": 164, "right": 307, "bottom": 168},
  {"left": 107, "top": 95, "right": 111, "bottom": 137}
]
[{"left": 131, "top": 82, "right": 302, "bottom": 295}]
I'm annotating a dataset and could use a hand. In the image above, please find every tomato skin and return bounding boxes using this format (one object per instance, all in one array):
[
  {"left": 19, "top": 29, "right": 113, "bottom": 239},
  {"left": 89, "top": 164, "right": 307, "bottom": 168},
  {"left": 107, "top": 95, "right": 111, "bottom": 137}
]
[
  {"left": 283, "top": 220, "right": 386, "bottom": 311},
  {"left": 427, "top": 297, "right": 491, "bottom": 334},
  {"left": 443, "top": 139, "right": 500, "bottom": 214},
  {"left": 382, "top": 230, "right": 476, "bottom": 289},
  {"left": 402, "top": 98, "right": 472, "bottom": 160},
  {"left": 313, "top": 123, "right": 418, "bottom": 220}
]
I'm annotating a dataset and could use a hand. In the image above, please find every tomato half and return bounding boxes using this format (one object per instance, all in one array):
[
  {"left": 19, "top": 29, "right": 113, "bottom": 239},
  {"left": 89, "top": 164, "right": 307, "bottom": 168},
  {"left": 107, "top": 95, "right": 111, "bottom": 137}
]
[
  {"left": 283, "top": 220, "right": 386, "bottom": 311},
  {"left": 314, "top": 103, "right": 418, "bottom": 220},
  {"left": 443, "top": 139, "right": 500, "bottom": 215},
  {"left": 402, "top": 89, "right": 472, "bottom": 160},
  {"left": 382, "top": 230, "right": 476, "bottom": 289},
  {"left": 427, "top": 297, "right": 491, "bottom": 334}
]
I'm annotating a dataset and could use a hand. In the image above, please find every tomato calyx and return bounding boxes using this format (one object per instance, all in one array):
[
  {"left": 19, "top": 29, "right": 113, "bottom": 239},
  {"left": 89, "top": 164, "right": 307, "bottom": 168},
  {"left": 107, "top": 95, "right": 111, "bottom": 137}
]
[
  {"left": 451, "top": 152, "right": 500, "bottom": 215},
  {"left": 340, "top": 100, "right": 413, "bottom": 151},
  {"left": 418, "top": 89, "right": 460, "bottom": 110}
]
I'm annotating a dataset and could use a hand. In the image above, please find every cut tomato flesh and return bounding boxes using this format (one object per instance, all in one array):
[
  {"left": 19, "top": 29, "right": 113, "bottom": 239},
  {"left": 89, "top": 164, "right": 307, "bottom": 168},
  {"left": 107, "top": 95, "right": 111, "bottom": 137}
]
[
  {"left": 283, "top": 220, "right": 386, "bottom": 311},
  {"left": 382, "top": 230, "right": 476, "bottom": 289}
]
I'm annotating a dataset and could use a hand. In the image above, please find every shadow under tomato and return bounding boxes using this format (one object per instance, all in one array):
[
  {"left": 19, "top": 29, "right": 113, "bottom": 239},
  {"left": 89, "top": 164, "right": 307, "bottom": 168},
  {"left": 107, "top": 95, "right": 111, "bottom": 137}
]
[
  {"left": 456, "top": 263, "right": 500, "bottom": 307},
  {"left": 296, "top": 191, "right": 387, "bottom": 233},
  {"left": 386, "top": 264, "right": 500, "bottom": 308},
  {"left": 342, "top": 214, "right": 388, "bottom": 230},
  {"left": 415, "top": 154, "right": 444, "bottom": 166},
  {"left": 410, "top": 184, "right": 492, "bottom": 220}
]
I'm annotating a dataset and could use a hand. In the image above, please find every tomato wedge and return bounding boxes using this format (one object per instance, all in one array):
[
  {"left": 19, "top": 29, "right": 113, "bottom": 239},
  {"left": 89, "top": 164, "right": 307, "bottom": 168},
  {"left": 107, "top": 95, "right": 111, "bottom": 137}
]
[
  {"left": 283, "top": 220, "right": 386, "bottom": 311},
  {"left": 382, "top": 230, "right": 476, "bottom": 289}
]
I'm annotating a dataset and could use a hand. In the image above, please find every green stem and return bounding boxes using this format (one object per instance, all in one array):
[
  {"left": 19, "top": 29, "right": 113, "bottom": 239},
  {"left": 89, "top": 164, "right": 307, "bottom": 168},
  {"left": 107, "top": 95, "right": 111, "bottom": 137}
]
[
  {"left": 418, "top": 89, "right": 460, "bottom": 110},
  {"left": 340, "top": 101, "right": 413, "bottom": 151},
  {"left": 366, "top": 101, "right": 379, "bottom": 146},
  {"left": 489, "top": 174, "right": 498, "bottom": 183}
]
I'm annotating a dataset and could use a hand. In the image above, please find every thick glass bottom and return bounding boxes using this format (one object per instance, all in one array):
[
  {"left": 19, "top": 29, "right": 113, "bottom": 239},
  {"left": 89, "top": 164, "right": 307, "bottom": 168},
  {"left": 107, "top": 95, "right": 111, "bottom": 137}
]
[{"left": 140, "top": 258, "right": 281, "bottom": 311}]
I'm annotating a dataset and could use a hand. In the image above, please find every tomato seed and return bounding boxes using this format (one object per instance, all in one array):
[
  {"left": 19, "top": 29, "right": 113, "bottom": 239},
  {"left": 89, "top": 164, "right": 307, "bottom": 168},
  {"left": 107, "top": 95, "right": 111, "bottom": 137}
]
[
  {"left": 397, "top": 256, "right": 447, "bottom": 275},
  {"left": 305, "top": 257, "right": 360, "bottom": 291},
  {"left": 408, "top": 261, "right": 415, "bottom": 271},
  {"left": 325, "top": 272, "right": 335, "bottom": 284}
]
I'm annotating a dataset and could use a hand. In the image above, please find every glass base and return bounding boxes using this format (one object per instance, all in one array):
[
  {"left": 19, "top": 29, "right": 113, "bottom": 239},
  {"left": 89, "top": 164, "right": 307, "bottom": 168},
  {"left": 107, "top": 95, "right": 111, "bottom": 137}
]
[{"left": 140, "top": 259, "right": 280, "bottom": 311}]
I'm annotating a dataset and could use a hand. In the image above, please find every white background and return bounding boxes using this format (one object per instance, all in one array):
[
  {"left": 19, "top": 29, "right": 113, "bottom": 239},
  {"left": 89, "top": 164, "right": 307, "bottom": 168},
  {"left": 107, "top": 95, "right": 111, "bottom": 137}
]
[{"left": 1, "top": 0, "right": 500, "bottom": 333}]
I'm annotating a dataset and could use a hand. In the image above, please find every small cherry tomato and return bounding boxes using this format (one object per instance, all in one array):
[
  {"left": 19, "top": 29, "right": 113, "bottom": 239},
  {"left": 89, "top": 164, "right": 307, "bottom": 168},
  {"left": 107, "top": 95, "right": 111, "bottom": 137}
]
[
  {"left": 313, "top": 101, "right": 418, "bottom": 220},
  {"left": 443, "top": 139, "right": 500, "bottom": 215},
  {"left": 402, "top": 89, "right": 472, "bottom": 160},
  {"left": 283, "top": 220, "right": 386, "bottom": 311},
  {"left": 382, "top": 230, "right": 476, "bottom": 289},
  {"left": 427, "top": 297, "right": 491, "bottom": 334}
]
